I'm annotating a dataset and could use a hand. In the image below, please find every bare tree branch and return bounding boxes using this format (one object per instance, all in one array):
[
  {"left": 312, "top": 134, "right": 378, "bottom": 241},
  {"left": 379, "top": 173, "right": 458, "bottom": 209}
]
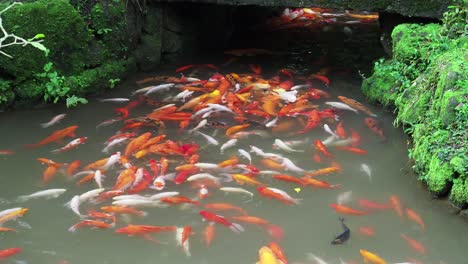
[{"left": 0, "top": 1, "right": 47, "bottom": 58}]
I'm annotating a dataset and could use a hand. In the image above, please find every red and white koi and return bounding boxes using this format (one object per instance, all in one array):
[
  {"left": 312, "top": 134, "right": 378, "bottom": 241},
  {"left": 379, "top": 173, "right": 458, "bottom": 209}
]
[
  {"left": 152, "top": 176, "right": 166, "bottom": 191},
  {"left": 102, "top": 138, "right": 128, "bottom": 153},
  {"left": 51, "top": 137, "right": 87, "bottom": 153}
]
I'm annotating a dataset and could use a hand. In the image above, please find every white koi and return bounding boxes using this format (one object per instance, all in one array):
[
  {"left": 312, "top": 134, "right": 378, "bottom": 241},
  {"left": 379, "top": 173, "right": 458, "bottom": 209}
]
[
  {"left": 360, "top": 163, "right": 372, "bottom": 181},
  {"left": 265, "top": 117, "right": 278, "bottom": 128},
  {"left": 238, "top": 149, "right": 252, "bottom": 164},
  {"left": 194, "top": 163, "right": 220, "bottom": 170},
  {"left": 17, "top": 189, "right": 66, "bottom": 202},
  {"left": 325, "top": 102, "right": 359, "bottom": 113},
  {"left": 187, "top": 173, "right": 220, "bottom": 184},
  {"left": 94, "top": 170, "right": 104, "bottom": 189},
  {"left": 40, "top": 114, "right": 66, "bottom": 128},
  {"left": 102, "top": 152, "right": 120, "bottom": 170},
  {"left": 195, "top": 131, "right": 219, "bottom": 145},
  {"left": 219, "top": 187, "right": 254, "bottom": 197},
  {"left": 273, "top": 139, "right": 304, "bottom": 153},
  {"left": 98, "top": 98, "right": 130, "bottom": 103},
  {"left": 67, "top": 195, "right": 82, "bottom": 217},
  {"left": 149, "top": 192, "right": 180, "bottom": 201},
  {"left": 337, "top": 191, "right": 353, "bottom": 205},
  {"left": 323, "top": 124, "right": 338, "bottom": 138},
  {"left": 291, "top": 84, "right": 312, "bottom": 90},
  {"left": 102, "top": 137, "right": 128, "bottom": 153},
  {"left": 280, "top": 157, "right": 305, "bottom": 173},
  {"left": 79, "top": 188, "right": 105, "bottom": 203},
  {"left": 220, "top": 139, "right": 238, "bottom": 154},
  {"left": 277, "top": 90, "right": 297, "bottom": 103},
  {"left": 189, "top": 119, "right": 207, "bottom": 133}
]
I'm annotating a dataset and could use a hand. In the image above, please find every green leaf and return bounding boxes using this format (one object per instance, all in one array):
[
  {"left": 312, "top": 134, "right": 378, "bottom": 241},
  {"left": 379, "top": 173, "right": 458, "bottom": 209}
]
[{"left": 29, "top": 42, "right": 47, "bottom": 52}]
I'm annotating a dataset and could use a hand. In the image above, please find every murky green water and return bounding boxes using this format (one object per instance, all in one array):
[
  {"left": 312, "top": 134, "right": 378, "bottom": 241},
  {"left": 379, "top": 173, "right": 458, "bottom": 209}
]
[{"left": 1, "top": 19, "right": 467, "bottom": 264}]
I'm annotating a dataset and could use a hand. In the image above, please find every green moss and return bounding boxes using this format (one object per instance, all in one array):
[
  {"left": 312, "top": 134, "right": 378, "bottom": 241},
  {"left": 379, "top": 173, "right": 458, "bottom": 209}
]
[
  {"left": 392, "top": 24, "right": 443, "bottom": 64},
  {"left": 64, "top": 59, "right": 134, "bottom": 96},
  {"left": 362, "top": 5, "right": 467, "bottom": 205},
  {"left": 88, "top": 2, "right": 131, "bottom": 60},
  {"left": 0, "top": 79, "right": 15, "bottom": 108},
  {"left": 426, "top": 154, "right": 453, "bottom": 196},
  {"left": 0, "top": 0, "right": 90, "bottom": 78},
  {"left": 450, "top": 178, "right": 468, "bottom": 208},
  {"left": 361, "top": 60, "right": 401, "bottom": 105},
  {"left": 14, "top": 79, "right": 44, "bottom": 101}
]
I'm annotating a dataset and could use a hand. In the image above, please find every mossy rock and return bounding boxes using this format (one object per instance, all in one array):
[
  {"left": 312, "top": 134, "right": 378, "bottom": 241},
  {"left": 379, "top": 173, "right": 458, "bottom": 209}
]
[
  {"left": 135, "top": 34, "right": 162, "bottom": 71},
  {"left": 0, "top": 0, "right": 90, "bottom": 78},
  {"left": 426, "top": 154, "right": 453, "bottom": 196},
  {"left": 14, "top": 79, "right": 44, "bottom": 101},
  {"left": 0, "top": 79, "right": 15, "bottom": 109},
  {"left": 64, "top": 59, "right": 134, "bottom": 96},
  {"left": 361, "top": 60, "right": 400, "bottom": 105},
  {"left": 450, "top": 178, "right": 468, "bottom": 208},
  {"left": 391, "top": 23, "right": 443, "bottom": 64}
]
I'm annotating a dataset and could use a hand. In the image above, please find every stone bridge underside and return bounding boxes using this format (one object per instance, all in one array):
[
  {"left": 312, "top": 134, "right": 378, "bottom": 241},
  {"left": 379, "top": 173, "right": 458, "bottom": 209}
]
[{"left": 150, "top": 0, "right": 451, "bottom": 18}]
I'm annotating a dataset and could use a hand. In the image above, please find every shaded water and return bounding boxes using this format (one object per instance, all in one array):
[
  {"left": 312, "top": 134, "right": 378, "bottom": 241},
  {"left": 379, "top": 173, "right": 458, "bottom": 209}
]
[{"left": 1, "top": 18, "right": 467, "bottom": 264}]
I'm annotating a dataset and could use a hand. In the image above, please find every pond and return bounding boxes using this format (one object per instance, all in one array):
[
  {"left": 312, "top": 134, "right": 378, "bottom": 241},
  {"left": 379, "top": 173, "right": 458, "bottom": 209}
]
[{"left": 1, "top": 10, "right": 467, "bottom": 264}]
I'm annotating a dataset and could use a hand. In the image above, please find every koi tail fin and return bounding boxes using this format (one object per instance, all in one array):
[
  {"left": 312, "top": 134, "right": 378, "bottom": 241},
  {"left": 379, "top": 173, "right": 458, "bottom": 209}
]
[
  {"left": 229, "top": 223, "right": 244, "bottom": 233},
  {"left": 16, "top": 196, "right": 30, "bottom": 203},
  {"left": 68, "top": 225, "right": 78, "bottom": 232}
]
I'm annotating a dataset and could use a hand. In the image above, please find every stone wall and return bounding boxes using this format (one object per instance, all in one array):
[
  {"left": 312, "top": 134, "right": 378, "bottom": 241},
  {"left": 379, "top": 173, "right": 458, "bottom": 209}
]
[{"left": 149, "top": 0, "right": 452, "bottom": 18}]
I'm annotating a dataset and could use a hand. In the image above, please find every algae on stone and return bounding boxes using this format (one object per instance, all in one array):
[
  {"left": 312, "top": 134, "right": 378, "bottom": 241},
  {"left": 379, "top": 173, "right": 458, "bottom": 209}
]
[{"left": 362, "top": 5, "right": 468, "bottom": 207}]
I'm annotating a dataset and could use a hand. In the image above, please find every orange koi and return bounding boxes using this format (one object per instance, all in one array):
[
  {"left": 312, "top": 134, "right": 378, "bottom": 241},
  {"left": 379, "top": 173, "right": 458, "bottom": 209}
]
[
  {"left": 124, "top": 132, "right": 151, "bottom": 157},
  {"left": 0, "top": 227, "right": 16, "bottom": 233},
  {"left": 358, "top": 199, "right": 392, "bottom": 211},
  {"left": 204, "top": 224, "right": 215, "bottom": 247},
  {"left": 204, "top": 203, "right": 248, "bottom": 215},
  {"left": 335, "top": 146, "right": 367, "bottom": 155},
  {"left": 273, "top": 174, "right": 304, "bottom": 185},
  {"left": 336, "top": 121, "right": 346, "bottom": 139},
  {"left": 262, "top": 100, "right": 279, "bottom": 115},
  {"left": 113, "top": 167, "right": 137, "bottom": 191},
  {"left": 338, "top": 96, "right": 376, "bottom": 116},
  {"left": 43, "top": 165, "right": 59, "bottom": 183},
  {"left": 181, "top": 225, "right": 193, "bottom": 247},
  {"left": 359, "top": 249, "right": 387, "bottom": 264},
  {"left": 0, "top": 248, "right": 22, "bottom": 259},
  {"left": 226, "top": 124, "right": 250, "bottom": 138},
  {"left": 83, "top": 158, "right": 108, "bottom": 170},
  {"left": 229, "top": 215, "right": 269, "bottom": 225},
  {"left": 400, "top": 233, "right": 426, "bottom": 255},
  {"left": 101, "top": 205, "right": 146, "bottom": 217},
  {"left": 248, "top": 64, "right": 262, "bottom": 75},
  {"left": 0, "top": 208, "right": 28, "bottom": 225},
  {"left": 310, "top": 74, "right": 330, "bottom": 86},
  {"left": 261, "top": 159, "right": 285, "bottom": 171},
  {"left": 257, "top": 186, "right": 299, "bottom": 205},
  {"left": 244, "top": 109, "right": 270, "bottom": 120},
  {"left": 304, "top": 163, "right": 341, "bottom": 178},
  {"left": 302, "top": 178, "right": 339, "bottom": 189},
  {"left": 350, "top": 129, "right": 361, "bottom": 147},
  {"left": 0, "top": 150, "right": 14, "bottom": 155},
  {"left": 160, "top": 196, "right": 200, "bottom": 206},
  {"left": 115, "top": 225, "right": 177, "bottom": 236},
  {"left": 268, "top": 242, "right": 288, "bottom": 264},
  {"left": 298, "top": 110, "right": 321, "bottom": 133},
  {"left": 26, "top": 125, "right": 78, "bottom": 148},
  {"left": 359, "top": 226, "right": 376, "bottom": 236},
  {"left": 218, "top": 156, "right": 240, "bottom": 167},
  {"left": 232, "top": 174, "right": 263, "bottom": 186},
  {"left": 87, "top": 211, "right": 116, "bottom": 223},
  {"left": 406, "top": 208, "right": 425, "bottom": 230},
  {"left": 389, "top": 195, "right": 403, "bottom": 217},
  {"left": 330, "top": 204, "right": 368, "bottom": 215},
  {"left": 68, "top": 220, "right": 112, "bottom": 232},
  {"left": 160, "top": 157, "right": 169, "bottom": 176},
  {"left": 365, "top": 118, "right": 386, "bottom": 140},
  {"left": 314, "top": 139, "right": 333, "bottom": 157},
  {"left": 278, "top": 80, "right": 294, "bottom": 90},
  {"left": 76, "top": 171, "right": 96, "bottom": 186},
  {"left": 37, "top": 158, "right": 67, "bottom": 167},
  {"left": 66, "top": 160, "right": 81, "bottom": 176}
]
